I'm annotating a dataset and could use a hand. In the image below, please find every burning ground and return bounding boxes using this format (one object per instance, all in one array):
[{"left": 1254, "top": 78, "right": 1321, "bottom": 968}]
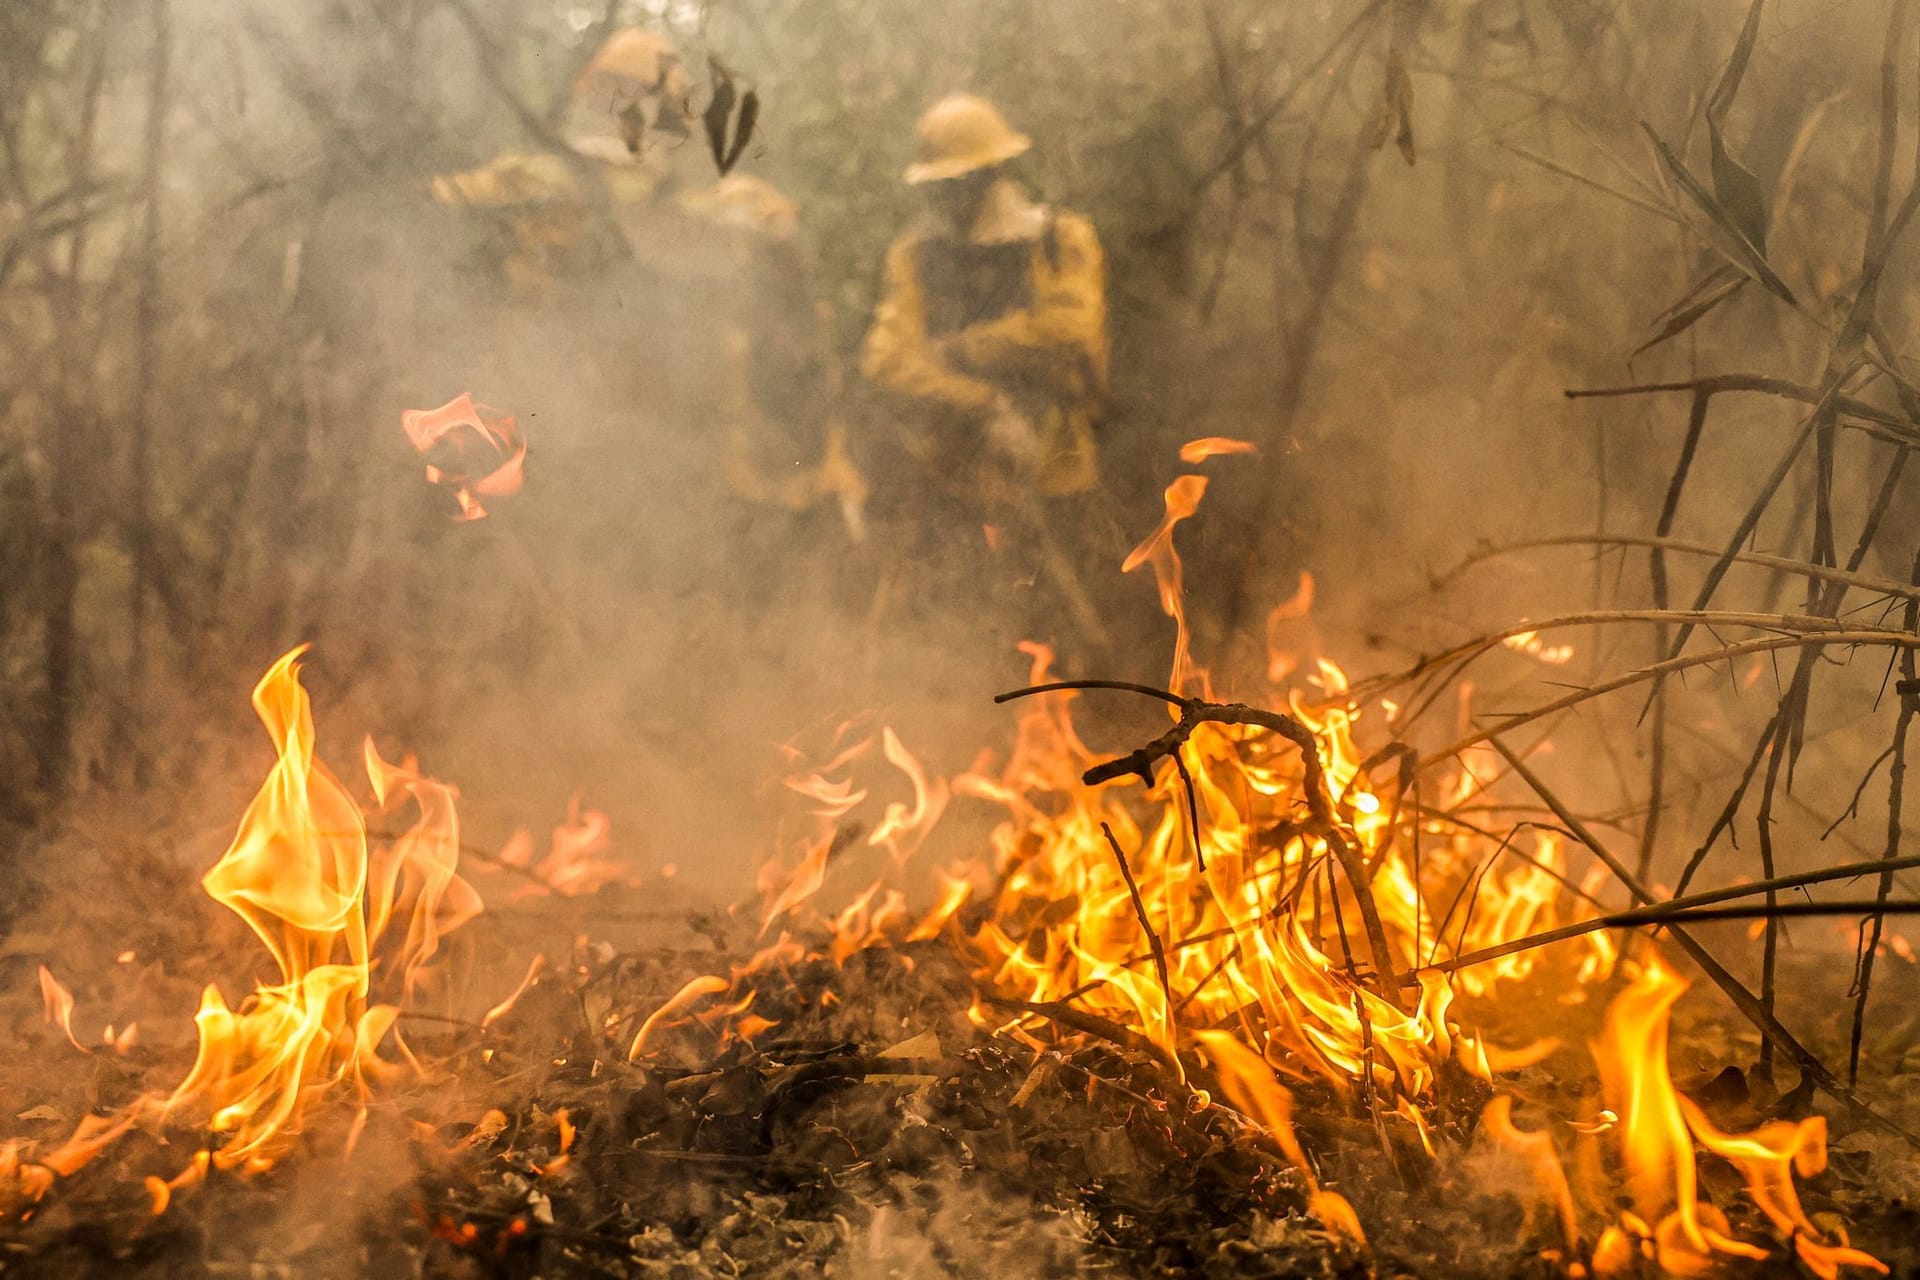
[{"left": 6, "top": 461, "right": 1920, "bottom": 1279}]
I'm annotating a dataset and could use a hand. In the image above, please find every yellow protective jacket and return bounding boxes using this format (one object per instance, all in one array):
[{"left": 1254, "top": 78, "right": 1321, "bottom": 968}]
[
  {"left": 430, "top": 139, "right": 665, "bottom": 294},
  {"left": 861, "top": 180, "right": 1108, "bottom": 499}
]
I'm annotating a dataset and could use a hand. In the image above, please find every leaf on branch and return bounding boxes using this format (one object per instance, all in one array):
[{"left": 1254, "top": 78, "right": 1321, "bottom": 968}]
[
  {"left": 701, "top": 57, "right": 759, "bottom": 176},
  {"left": 1366, "top": 49, "right": 1415, "bottom": 166},
  {"left": 1709, "top": 143, "right": 1769, "bottom": 251},
  {"left": 1687, "top": 0, "right": 1773, "bottom": 269},
  {"left": 723, "top": 90, "right": 759, "bottom": 175},
  {"left": 703, "top": 57, "right": 738, "bottom": 175},
  {"left": 1653, "top": 262, "right": 1741, "bottom": 324},
  {"left": 1706, "top": 0, "right": 1765, "bottom": 128},
  {"left": 1704, "top": 1, "right": 1770, "bottom": 250},
  {"left": 1769, "top": 92, "right": 1844, "bottom": 245},
  {"left": 1643, "top": 124, "right": 1797, "bottom": 305},
  {"left": 1632, "top": 274, "right": 1747, "bottom": 362}
]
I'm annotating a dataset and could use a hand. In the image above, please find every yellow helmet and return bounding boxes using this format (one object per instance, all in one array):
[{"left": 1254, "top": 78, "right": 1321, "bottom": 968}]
[
  {"left": 575, "top": 28, "right": 686, "bottom": 102},
  {"left": 903, "top": 94, "right": 1030, "bottom": 185}
]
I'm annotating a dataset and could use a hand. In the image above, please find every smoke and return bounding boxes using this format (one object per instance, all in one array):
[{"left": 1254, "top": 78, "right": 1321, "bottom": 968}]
[
  {"left": 1, "top": 0, "right": 1904, "bottom": 1025},
  {"left": 6, "top": 0, "right": 1913, "bottom": 1022},
  {"left": 831, "top": 1170, "right": 1090, "bottom": 1277}
]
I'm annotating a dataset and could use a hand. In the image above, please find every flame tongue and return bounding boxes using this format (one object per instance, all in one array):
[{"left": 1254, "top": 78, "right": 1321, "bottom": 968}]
[
  {"left": 202, "top": 648, "right": 370, "bottom": 990},
  {"left": 36, "top": 966, "right": 86, "bottom": 1055},
  {"left": 1592, "top": 959, "right": 1712, "bottom": 1246},
  {"left": 1592, "top": 958, "right": 1886, "bottom": 1278},
  {"left": 1123, "top": 474, "right": 1208, "bottom": 696},
  {"left": 159, "top": 646, "right": 479, "bottom": 1174}
]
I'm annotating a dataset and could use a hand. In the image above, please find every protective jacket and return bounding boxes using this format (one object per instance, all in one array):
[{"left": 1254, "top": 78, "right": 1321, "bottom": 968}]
[
  {"left": 430, "top": 137, "right": 666, "bottom": 295},
  {"left": 862, "top": 179, "right": 1107, "bottom": 499}
]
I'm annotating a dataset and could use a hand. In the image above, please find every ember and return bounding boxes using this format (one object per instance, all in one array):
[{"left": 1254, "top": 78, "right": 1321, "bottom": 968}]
[{"left": 400, "top": 393, "right": 528, "bottom": 521}]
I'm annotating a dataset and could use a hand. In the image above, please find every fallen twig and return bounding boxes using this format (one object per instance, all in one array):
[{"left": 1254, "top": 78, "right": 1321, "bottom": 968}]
[
  {"left": 1851, "top": 572, "right": 1920, "bottom": 1085},
  {"left": 980, "top": 994, "right": 1181, "bottom": 1077},
  {"left": 1101, "top": 822, "right": 1175, "bottom": 1028},
  {"left": 1413, "top": 849, "right": 1920, "bottom": 979}
]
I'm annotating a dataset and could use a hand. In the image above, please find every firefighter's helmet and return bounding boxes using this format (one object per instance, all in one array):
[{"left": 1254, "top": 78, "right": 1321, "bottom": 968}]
[
  {"left": 575, "top": 28, "right": 686, "bottom": 104},
  {"left": 903, "top": 94, "right": 1030, "bottom": 185}
]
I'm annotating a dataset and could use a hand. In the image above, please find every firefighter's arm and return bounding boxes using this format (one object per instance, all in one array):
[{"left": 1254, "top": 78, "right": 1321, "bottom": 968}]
[
  {"left": 430, "top": 152, "right": 576, "bottom": 207},
  {"left": 948, "top": 214, "right": 1107, "bottom": 388},
  {"left": 860, "top": 238, "right": 1001, "bottom": 415}
]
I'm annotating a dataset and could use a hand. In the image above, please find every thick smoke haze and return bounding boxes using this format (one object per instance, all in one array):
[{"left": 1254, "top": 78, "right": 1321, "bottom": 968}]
[
  {"left": 3, "top": 0, "right": 1916, "bottom": 949},
  {"left": 9, "top": 4, "right": 1920, "bottom": 1276}
]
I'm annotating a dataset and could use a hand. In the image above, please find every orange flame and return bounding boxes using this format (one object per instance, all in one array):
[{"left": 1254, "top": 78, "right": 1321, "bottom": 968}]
[
  {"left": 1178, "top": 436, "right": 1259, "bottom": 463},
  {"left": 1591, "top": 958, "right": 1884, "bottom": 1277},
  {"left": 1195, "top": 1030, "right": 1364, "bottom": 1247},
  {"left": 482, "top": 954, "right": 548, "bottom": 1029},
  {"left": 5, "top": 647, "right": 486, "bottom": 1213},
  {"left": 628, "top": 974, "right": 731, "bottom": 1061},
  {"left": 1265, "top": 571, "right": 1316, "bottom": 685},
  {"left": 867, "top": 728, "right": 949, "bottom": 863},
  {"left": 160, "top": 647, "right": 481, "bottom": 1172},
  {"left": 500, "top": 799, "right": 628, "bottom": 898},
  {"left": 1123, "top": 474, "right": 1208, "bottom": 695},
  {"left": 36, "top": 966, "right": 85, "bottom": 1055}
]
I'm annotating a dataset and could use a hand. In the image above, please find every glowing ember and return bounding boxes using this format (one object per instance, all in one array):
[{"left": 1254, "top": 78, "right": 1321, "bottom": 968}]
[
  {"left": 1178, "top": 435, "right": 1259, "bottom": 463},
  {"left": 1502, "top": 629, "right": 1576, "bottom": 666},
  {"left": 400, "top": 392, "right": 527, "bottom": 521}
]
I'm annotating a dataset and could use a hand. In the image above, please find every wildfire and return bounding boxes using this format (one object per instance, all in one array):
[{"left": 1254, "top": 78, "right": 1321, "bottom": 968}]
[
  {"left": 6, "top": 646, "right": 482, "bottom": 1211},
  {"left": 946, "top": 468, "right": 1611, "bottom": 1134},
  {"left": 653, "top": 453, "right": 1626, "bottom": 1246},
  {"left": 680, "top": 444, "right": 1880, "bottom": 1273},
  {"left": 3, "top": 439, "right": 1891, "bottom": 1276}
]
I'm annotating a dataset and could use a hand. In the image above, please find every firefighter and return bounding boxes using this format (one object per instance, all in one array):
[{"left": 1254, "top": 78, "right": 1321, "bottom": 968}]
[
  {"left": 429, "top": 27, "right": 692, "bottom": 295},
  {"left": 861, "top": 94, "right": 1111, "bottom": 648}
]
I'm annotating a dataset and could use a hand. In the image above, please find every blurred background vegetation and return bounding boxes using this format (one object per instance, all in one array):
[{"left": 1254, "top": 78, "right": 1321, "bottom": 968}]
[{"left": 4, "top": 0, "right": 1916, "bottom": 917}]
